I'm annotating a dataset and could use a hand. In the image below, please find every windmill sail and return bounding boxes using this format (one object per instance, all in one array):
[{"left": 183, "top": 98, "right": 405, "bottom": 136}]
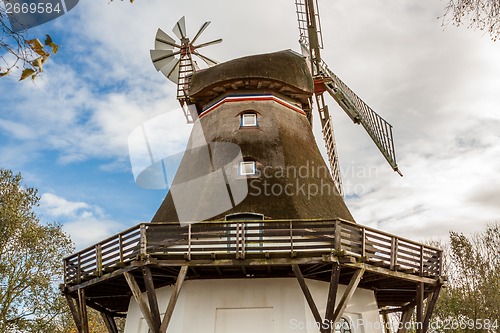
[{"left": 317, "top": 58, "right": 400, "bottom": 174}]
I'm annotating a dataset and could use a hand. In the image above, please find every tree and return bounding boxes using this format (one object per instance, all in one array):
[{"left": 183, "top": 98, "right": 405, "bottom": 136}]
[
  {"left": 442, "top": 0, "right": 500, "bottom": 40},
  {"left": 0, "top": 5, "right": 59, "bottom": 80},
  {"left": 432, "top": 223, "right": 499, "bottom": 332},
  {"left": 0, "top": 169, "right": 74, "bottom": 332}
]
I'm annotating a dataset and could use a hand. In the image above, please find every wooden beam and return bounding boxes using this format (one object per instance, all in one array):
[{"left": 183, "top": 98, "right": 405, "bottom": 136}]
[
  {"left": 160, "top": 265, "right": 189, "bottom": 333},
  {"left": 332, "top": 268, "right": 365, "bottom": 324},
  {"left": 124, "top": 272, "right": 157, "bottom": 333},
  {"left": 292, "top": 264, "right": 323, "bottom": 327},
  {"left": 101, "top": 312, "right": 119, "bottom": 333},
  {"left": 77, "top": 289, "right": 89, "bottom": 333},
  {"left": 343, "top": 262, "right": 438, "bottom": 285},
  {"left": 416, "top": 282, "right": 424, "bottom": 333},
  {"left": 65, "top": 294, "right": 83, "bottom": 333},
  {"left": 143, "top": 266, "right": 162, "bottom": 331},
  {"left": 423, "top": 284, "right": 442, "bottom": 332},
  {"left": 324, "top": 263, "right": 341, "bottom": 333},
  {"left": 397, "top": 306, "right": 415, "bottom": 333}
]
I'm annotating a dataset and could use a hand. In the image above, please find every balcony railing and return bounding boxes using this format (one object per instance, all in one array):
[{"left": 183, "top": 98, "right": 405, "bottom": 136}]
[{"left": 63, "top": 219, "right": 443, "bottom": 284}]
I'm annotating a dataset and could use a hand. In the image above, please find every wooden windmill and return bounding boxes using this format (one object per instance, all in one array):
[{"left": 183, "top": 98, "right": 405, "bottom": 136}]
[{"left": 60, "top": 3, "right": 445, "bottom": 333}]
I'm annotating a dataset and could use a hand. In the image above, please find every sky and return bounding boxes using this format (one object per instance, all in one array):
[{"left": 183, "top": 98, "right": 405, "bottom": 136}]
[{"left": 0, "top": 0, "right": 499, "bottom": 250}]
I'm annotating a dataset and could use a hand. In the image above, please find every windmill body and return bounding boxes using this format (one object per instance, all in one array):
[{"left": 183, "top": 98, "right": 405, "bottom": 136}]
[{"left": 123, "top": 50, "right": 382, "bottom": 333}]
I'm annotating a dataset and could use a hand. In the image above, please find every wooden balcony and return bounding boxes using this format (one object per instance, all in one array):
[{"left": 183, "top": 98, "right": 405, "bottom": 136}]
[
  {"left": 61, "top": 218, "right": 446, "bottom": 333},
  {"left": 63, "top": 218, "right": 442, "bottom": 286}
]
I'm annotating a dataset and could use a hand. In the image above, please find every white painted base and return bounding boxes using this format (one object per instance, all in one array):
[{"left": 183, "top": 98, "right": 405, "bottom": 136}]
[{"left": 123, "top": 278, "right": 383, "bottom": 333}]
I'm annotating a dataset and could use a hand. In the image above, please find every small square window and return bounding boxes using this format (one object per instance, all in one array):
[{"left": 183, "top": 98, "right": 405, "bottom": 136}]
[
  {"left": 241, "top": 113, "right": 257, "bottom": 127},
  {"left": 239, "top": 161, "right": 256, "bottom": 176}
]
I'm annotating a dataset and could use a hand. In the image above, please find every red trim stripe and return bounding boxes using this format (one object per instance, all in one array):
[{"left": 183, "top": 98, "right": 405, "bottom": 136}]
[{"left": 199, "top": 95, "right": 306, "bottom": 118}]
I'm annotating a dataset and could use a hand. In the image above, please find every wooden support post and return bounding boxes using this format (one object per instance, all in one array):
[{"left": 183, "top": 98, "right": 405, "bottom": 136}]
[
  {"left": 423, "top": 284, "right": 442, "bottom": 332},
  {"left": 143, "top": 266, "right": 162, "bottom": 330},
  {"left": 381, "top": 311, "right": 392, "bottom": 333},
  {"left": 160, "top": 265, "right": 189, "bottom": 333},
  {"left": 292, "top": 264, "right": 323, "bottom": 327},
  {"left": 416, "top": 282, "right": 424, "bottom": 333},
  {"left": 77, "top": 288, "right": 89, "bottom": 333},
  {"left": 101, "top": 312, "right": 119, "bottom": 333},
  {"left": 65, "top": 294, "right": 83, "bottom": 333},
  {"left": 397, "top": 306, "right": 415, "bottom": 333},
  {"left": 332, "top": 268, "right": 365, "bottom": 324},
  {"left": 324, "top": 263, "right": 341, "bottom": 333},
  {"left": 124, "top": 272, "right": 158, "bottom": 333}
]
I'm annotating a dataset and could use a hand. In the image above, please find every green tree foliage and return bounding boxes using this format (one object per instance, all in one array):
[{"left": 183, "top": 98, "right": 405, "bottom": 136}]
[
  {"left": 432, "top": 223, "right": 499, "bottom": 331},
  {"left": 0, "top": 169, "right": 73, "bottom": 332}
]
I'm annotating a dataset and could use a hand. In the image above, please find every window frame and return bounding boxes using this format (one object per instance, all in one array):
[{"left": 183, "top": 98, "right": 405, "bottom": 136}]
[
  {"left": 240, "top": 113, "right": 258, "bottom": 127},
  {"left": 239, "top": 161, "right": 257, "bottom": 176}
]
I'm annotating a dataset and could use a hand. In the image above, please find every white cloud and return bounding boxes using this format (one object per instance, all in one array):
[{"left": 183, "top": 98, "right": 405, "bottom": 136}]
[
  {"left": 39, "top": 193, "right": 125, "bottom": 249},
  {"left": 2, "top": 0, "right": 500, "bottom": 247}
]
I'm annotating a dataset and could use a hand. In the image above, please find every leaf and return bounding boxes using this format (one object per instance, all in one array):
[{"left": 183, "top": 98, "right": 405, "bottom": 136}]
[
  {"left": 44, "top": 34, "right": 59, "bottom": 54},
  {"left": 0, "top": 69, "right": 11, "bottom": 77},
  {"left": 20, "top": 68, "right": 36, "bottom": 81},
  {"left": 32, "top": 57, "right": 43, "bottom": 71},
  {"left": 27, "top": 39, "right": 48, "bottom": 57}
]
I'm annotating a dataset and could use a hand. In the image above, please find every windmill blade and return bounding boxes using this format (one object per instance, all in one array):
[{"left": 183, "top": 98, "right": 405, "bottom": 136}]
[
  {"left": 173, "top": 16, "right": 187, "bottom": 40},
  {"left": 321, "top": 115, "right": 343, "bottom": 196},
  {"left": 160, "top": 58, "right": 180, "bottom": 83},
  {"left": 155, "top": 29, "right": 180, "bottom": 50},
  {"left": 314, "top": 93, "right": 343, "bottom": 196},
  {"left": 193, "top": 51, "right": 219, "bottom": 67},
  {"left": 319, "top": 60, "right": 401, "bottom": 174},
  {"left": 194, "top": 38, "right": 223, "bottom": 50},
  {"left": 150, "top": 50, "right": 180, "bottom": 71},
  {"left": 191, "top": 21, "right": 211, "bottom": 45}
]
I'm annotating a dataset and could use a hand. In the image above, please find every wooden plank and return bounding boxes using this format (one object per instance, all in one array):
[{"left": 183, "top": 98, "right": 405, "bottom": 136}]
[
  {"left": 324, "top": 263, "right": 341, "bottom": 333},
  {"left": 332, "top": 268, "right": 365, "bottom": 324},
  {"left": 292, "top": 264, "right": 323, "bottom": 327},
  {"left": 124, "top": 272, "right": 157, "bottom": 333},
  {"left": 65, "top": 294, "right": 83, "bottom": 333},
  {"left": 160, "top": 265, "right": 189, "bottom": 333},
  {"left": 143, "top": 266, "right": 161, "bottom": 333},
  {"left": 423, "top": 284, "right": 442, "bottom": 332}
]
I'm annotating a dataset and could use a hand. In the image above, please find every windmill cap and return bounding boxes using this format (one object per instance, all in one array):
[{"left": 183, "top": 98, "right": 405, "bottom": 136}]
[{"left": 189, "top": 50, "right": 313, "bottom": 105}]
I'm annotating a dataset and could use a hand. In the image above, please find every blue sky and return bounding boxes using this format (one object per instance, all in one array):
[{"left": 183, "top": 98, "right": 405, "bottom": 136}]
[{"left": 1, "top": 0, "right": 499, "bottom": 249}]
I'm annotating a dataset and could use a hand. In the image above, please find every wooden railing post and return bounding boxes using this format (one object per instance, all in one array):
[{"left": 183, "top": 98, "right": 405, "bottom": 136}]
[
  {"left": 139, "top": 224, "right": 147, "bottom": 259},
  {"left": 438, "top": 249, "right": 444, "bottom": 275},
  {"left": 96, "top": 244, "right": 102, "bottom": 276},
  {"left": 361, "top": 227, "right": 366, "bottom": 259},
  {"left": 77, "top": 254, "right": 82, "bottom": 283},
  {"left": 118, "top": 233, "right": 124, "bottom": 263},
  {"left": 334, "top": 220, "right": 341, "bottom": 254},
  {"left": 63, "top": 259, "right": 67, "bottom": 284},
  {"left": 419, "top": 245, "right": 424, "bottom": 276},
  {"left": 187, "top": 224, "right": 192, "bottom": 261},
  {"left": 290, "top": 221, "right": 294, "bottom": 256},
  {"left": 390, "top": 237, "right": 398, "bottom": 270}
]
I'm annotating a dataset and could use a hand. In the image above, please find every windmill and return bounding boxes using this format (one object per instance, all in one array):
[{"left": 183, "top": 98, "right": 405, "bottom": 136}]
[
  {"left": 295, "top": 0, "right": 403, "bottom": 196},
  {"left": 61, "top": 6, "right": 445, "bottom": 333},
  {"left": 150, "top": 17, "right": 222, "bottom": 123}
]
